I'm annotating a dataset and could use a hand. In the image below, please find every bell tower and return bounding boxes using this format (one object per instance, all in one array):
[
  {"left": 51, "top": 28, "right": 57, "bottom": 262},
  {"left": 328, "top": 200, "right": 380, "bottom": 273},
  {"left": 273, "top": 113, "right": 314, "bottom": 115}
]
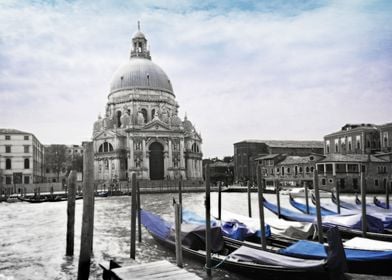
[{"left": 130, "top": 21, "right": 151, "bottom": 60}]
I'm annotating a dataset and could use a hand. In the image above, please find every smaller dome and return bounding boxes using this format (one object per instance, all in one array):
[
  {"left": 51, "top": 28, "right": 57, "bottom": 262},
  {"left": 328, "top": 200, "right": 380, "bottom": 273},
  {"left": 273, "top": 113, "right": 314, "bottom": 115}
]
[{"left": 133, "top": 31, "right": 146, "bottom": 39}]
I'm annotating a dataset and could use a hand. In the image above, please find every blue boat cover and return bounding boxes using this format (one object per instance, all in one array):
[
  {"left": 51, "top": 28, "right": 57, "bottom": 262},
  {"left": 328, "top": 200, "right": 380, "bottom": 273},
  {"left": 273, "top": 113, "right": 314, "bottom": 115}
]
[
  {"left": 263, "top": 198, "right": 315, "bottom": 223},
  {"left": 182, "top": 209, "right": 271, "bottom": 241},
  {"left": 140, "top": 209, "right": 224, "bottom": 252},
  {"left": 229, "top": 245, "right": 325, "bottom": 270},
  {"left": 140, "top": 209, "right": 172, "bottom": 240},
  {"left": 264, "top": 198, "right": 385, "bottom": 233},
  {"left": 290, "top": 195, "right": 336, "bottom": 216},
  {"left": 331, "top": 195, "right": 392, "bottom": 229},
  {"left": 280, "top": 240, "right": 392, "bottom": 261}
]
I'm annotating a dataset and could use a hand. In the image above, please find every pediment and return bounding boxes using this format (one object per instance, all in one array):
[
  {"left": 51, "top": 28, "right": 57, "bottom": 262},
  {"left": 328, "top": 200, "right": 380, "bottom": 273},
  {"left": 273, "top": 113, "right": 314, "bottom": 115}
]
[
  {"left": 142, "top": 119, "right": 171, "bottom": 131},
  {"left": 93, "top": 129, "right": 124, "bottom": 140}
]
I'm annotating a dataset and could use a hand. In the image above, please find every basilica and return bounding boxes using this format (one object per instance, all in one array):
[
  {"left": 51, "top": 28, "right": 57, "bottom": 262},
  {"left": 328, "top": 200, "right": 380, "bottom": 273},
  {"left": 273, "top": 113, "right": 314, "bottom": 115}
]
[{"left": 92, "top": 26, "right": 203, "bottom": 182}]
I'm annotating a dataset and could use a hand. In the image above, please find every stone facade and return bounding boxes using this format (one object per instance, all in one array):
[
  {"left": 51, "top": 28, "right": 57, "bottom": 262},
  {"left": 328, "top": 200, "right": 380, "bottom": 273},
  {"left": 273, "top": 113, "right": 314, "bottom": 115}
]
[
  {"left": 257, "top": 154, "right": 322, "bottom": 187},
  {"left": 234, "top": 140, "right": 323, "bottom": 183},
  {"left": 92, "top": 27, "right": 202, "bottom": 182},
  {"left": 0, "top": 128, "right": 45, "bottom": 185}
]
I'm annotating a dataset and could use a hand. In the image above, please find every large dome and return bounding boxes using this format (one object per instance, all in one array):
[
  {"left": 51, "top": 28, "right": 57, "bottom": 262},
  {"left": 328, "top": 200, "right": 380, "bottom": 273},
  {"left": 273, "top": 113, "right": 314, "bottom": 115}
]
[{"left": 110, "top": 58, "right": 174, "bottom": 95}]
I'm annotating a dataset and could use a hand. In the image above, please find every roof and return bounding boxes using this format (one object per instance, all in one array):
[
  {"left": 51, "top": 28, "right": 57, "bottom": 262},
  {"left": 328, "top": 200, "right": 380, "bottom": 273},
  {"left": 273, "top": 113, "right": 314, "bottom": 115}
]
[
  {"left": 254, "top": 154, "right": 281, "bottom": 160},
  {"left": 0, "top": 128, "right": 30, "bottom": 135},
  {"left": 320, "top": 154, "right": 386, "bottom": 163},
  {"left": 277, "top": 155, "right": 322, "bottom": 165},
  {"left": 235, "top": 140, "right": 323, "bottom": 149},
  {"left": 325, "top": 124, "right": 378, "bottom": 138},
  {"left": 110, "top": 58, "right": 174, "bottom": 95},
  {"left": 209, "top": 161, "right": 234, "bottom": 168}
]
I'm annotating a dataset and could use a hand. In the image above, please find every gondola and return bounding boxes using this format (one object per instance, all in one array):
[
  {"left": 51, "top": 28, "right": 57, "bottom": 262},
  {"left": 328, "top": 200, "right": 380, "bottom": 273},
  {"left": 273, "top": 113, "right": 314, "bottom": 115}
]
[
  {"left": 140, "top": 209, "right": 347, "bottom": 280},
  {"left": 183, "top": 208, "right": 392, "bottom": 275},
  {"left": 374, "top": 196, "right": 391, "bottom": 210},
  {"left": 354, "top": 195, "right": 392, "bottom": 213},
  {"left": 263, "top": 197, "right": 392, "bottom": 241},
  {"left": 289, "top": 194, "right": 336, "bottom": 216},
  {"left": 17, "top": 195, "right": 82, "bottom": 203},
  {"left": 330, "top": 193, "right": 392, "bottom": 230}
]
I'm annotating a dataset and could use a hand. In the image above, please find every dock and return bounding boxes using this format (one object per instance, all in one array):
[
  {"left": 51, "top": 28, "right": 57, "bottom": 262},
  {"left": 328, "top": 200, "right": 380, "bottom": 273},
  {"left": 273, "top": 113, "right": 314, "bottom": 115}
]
[{"left": 100, "top": 260, "right": 202, "bottom": 280}]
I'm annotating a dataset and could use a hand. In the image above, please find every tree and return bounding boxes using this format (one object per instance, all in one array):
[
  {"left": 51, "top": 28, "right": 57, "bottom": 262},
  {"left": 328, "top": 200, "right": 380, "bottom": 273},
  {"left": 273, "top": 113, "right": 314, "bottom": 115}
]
[{"left": 45, "top": 145, "right": 68, "bottom": 182}]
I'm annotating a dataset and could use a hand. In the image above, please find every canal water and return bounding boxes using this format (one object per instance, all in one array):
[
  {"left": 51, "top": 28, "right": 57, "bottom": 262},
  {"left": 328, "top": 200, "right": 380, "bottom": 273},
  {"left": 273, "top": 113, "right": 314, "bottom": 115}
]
[{"left": 0, "top": 192, "right": 388, "bottom": 279}]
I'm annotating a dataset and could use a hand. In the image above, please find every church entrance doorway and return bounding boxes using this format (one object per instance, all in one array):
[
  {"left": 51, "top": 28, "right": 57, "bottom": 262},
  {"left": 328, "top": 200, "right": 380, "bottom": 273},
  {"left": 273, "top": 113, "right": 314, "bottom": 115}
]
[{"left": 149, "top": 142, "right": 164, "bottom": 180}]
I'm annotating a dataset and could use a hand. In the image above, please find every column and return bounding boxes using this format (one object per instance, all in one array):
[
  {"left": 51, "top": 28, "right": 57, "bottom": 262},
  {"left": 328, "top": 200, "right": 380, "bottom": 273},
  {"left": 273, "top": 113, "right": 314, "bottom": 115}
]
[
  {"left": 332, "top": 163, "right": 336, "bottom": 176},
  {"left": 180, "top": 139, "right": 185, "bottom": 168},
  {"left": 168, "top": 139, "right": 173, "bottom": 168},
  {"left": 129, "top": 138, "right": 134, "bottom": 169}
]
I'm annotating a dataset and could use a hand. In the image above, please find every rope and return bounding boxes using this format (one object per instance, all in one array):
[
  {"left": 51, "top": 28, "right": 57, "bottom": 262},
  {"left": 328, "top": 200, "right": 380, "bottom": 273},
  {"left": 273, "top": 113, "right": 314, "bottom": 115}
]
[{"left": 204, "top": 254, "right": 230, "bottom": 270}]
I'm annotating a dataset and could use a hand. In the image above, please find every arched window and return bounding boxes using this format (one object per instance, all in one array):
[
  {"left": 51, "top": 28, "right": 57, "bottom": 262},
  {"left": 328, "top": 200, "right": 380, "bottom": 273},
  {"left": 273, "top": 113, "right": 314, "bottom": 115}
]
[
  {"left": 99, "top": 142, "right": 114, "bottom": 153},
  {"left": 151, "top": 109, "right": 156, "bottom": 119},
  {"left": 6, "top": 158, "right": 11, "bottom": 169},
  {"left": 191, "top": 143, "right": 199, "bottom": 153},
  {"left": 117, "top": 110, "right": 122, "bottom": 128},
  {"left": 24, "top": 158, "right": 30, "bottom": 169},
  {"left": 141, "top": 108, "right": 147, "bottom": 123}
]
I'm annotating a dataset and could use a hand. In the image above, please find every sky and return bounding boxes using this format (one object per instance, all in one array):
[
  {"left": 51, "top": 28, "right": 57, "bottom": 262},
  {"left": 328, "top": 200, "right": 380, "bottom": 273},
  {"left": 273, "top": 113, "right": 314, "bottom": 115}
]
[{"left": 0, "top": 0, "right": 391, "bottom": 158}]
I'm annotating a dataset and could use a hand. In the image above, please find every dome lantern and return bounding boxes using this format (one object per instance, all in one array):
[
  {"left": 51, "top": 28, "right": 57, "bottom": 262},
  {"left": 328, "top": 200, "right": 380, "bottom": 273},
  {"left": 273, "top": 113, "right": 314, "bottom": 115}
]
[{"left": 130, "top": 21, "right": 151, "bottom": 60}]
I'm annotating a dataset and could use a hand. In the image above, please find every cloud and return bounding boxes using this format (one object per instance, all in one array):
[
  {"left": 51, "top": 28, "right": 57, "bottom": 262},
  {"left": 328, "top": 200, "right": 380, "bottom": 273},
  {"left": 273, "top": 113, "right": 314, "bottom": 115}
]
[{"left": 0, "top": 0, "right": 391, "bottom": 157}]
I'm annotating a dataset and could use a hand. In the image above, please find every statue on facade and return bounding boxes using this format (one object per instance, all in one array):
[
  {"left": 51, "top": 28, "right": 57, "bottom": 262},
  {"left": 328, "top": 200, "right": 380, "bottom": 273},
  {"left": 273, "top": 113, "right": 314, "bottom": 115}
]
[
  {"left": 120, "top": 108, "right": 131, "bottom": 128},
  {"left": 137, "top": 110, "right": 145, "bottom": 125},
  {"left": 93, "top": 114, "right": 103, "bottom": 134}
]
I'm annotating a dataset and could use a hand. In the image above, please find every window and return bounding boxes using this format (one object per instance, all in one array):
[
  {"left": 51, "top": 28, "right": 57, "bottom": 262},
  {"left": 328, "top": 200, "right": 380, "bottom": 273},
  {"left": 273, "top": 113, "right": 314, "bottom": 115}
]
[
  {"left": 5, "top": 176, "right": 12, "bottom": 184},
  {"left": 334, "top": 139, "right": 339, "bottom": 153},
  {"left": 5, "top": 145, "right": 11, "bottom": 153},
  {"left": 340, "top": 137, "right": 346, "bottom": 151},
  {"left": 305, "top": 166, "right": 310, "bottom": 173},
  {"left": 24, "top": 145, "right": 30, "bottom": 153},
  {"left": 117, "top": 110, "right": 122, "bottom": 128},
  {"left": 98, "top": 142, "right": 114, "bottom": 153},
  {"left": 46, "top": 168, "right": 50, "bottom": 173},
  {"left": 383, "top": 132, "right": 388, "bottom": 148},
  {"left": 5, "top": 135, "right": 10, "bottom": 140},
  {"left": 321, "top": 178, "right": 326, "bottom": 185},
  {"left": 24, "top": 135, "right": 29, "bottom": 140},
  {"left": 326, "top": 140, "right": 330, "bottom": 153},
  {"left": 356, "top": 135, "right": 361, "bottom": 150},
  {"left": 24, "top": 158, "right": 30, "bottom": 169},
  {"left": 353, "top": 178, "right": 359, "bottom": 190},
  {"left": 24, "top": 176, "right": 30, "bottom": 184},
  {"left": 375, "top": 179, "right": 379, "bottom": 187},
  {"left": 141, "top": 108, "right": 148, "bottom": 123},
  {"left": 152, "top": 109, "right": 156, "bottom": 119},
  {"left": 5, "top": 158, "right": 11, "bottom": 169}
]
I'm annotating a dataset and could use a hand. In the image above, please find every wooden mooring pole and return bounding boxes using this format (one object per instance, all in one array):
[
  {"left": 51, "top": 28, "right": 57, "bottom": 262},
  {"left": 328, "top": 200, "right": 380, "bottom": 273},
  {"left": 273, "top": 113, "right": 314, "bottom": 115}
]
[
  {"left": 336, "top": 178, "right": 341, "bottom": 214},
  {"left": 130, "top": 172, "right": 137, "bottom": 259},
  {"left": 257, "top": 166, "right": 267, "bottom": 250},
  {"left": 178, "top": 179, "right": 183, "bottom": 223},
  {"left": 77, "top": 142, "right": 95, "bottom": 280},
  {"left": 174, "top": 202, "right": 183, "bottom": 268},
  {"left": 66, "top": 170, "right": 77, "bottom": 256},
  {"left": 385, "top": 179, "right": 390, "bottom": 209},
  {"left": 276, "top": 180, "right": 281, "bottom": 219},
  {"left": 0, "top": 173, "right": 3, "bottom": 202},
  {"left": 205, "top": 165, "right": 212, "bottom": 276},
  {"left": 313, "top": 170, "right": 323, "bottom": 243},
  {"left": 137, "top": 181, "right": 142, "bottom": 243},
  {"left": 304, "top": 181, "right": 310, "bottom": 214},
  {"left": 360, "top": 170, "right": 367, "bottom": 237},
  {"left": 218, "top": 181, "right": 222, "bottom": 220},
  {"left": 247, "top": 180, "right": 252, "bottom": 218}
]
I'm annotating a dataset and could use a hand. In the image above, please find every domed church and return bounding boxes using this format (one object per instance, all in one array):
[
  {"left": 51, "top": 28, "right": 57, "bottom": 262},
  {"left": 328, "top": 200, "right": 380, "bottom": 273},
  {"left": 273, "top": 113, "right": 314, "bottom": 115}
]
[{"left": 92, "top": 24, "right": 203, "bottom": 182}]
